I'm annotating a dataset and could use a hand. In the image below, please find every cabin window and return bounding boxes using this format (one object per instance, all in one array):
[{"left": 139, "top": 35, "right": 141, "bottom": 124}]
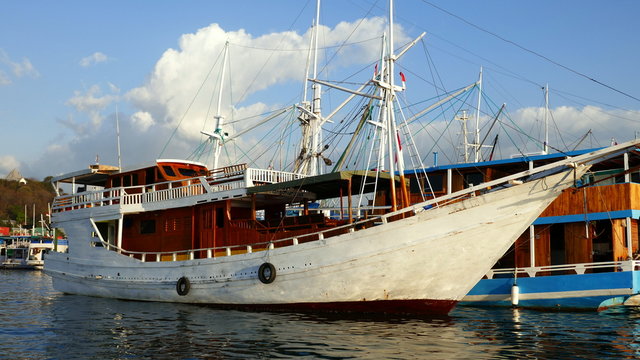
[
  {"left": 146, "top": 168, "right": 155, "bottom": 184},
  {"left": 178, "top": 168, "right": 198, "bottom": 177},
  {"left": 163, "top": 166, "right": 176, "bottom": 177},
  {"left": 216, "top": 208, "right": 225, "bottom": 228},
  {"left": 140, "top": 219, "right": 156, "bottom": 234},
  {"left": 96, "top": 222, "right": 109, "bottom": 241},
  {"left": 132, "top": 173, "right": 139, "bottom": 186},
  {"left": 123, "top": 175, "right": 131, "bottom": 187},
  {"left": 464, "top": 172, "right": 484, "bottom": 188},
  {"left": 112, "top": 177, "right": 121, "bottom": 187},
  {"left": 425, "top": 174, "right": 443, "bottom": 192},
  {"left": 409, "top": 177, "right": 422, "bottom": 193}
]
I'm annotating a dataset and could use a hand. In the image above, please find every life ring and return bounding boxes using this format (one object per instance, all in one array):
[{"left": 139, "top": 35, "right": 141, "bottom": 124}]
[
  {"left": 176, "top": 276, "right": 190, "bottom": 296},
  {"left": 258, "top": 262, "right": 276, "bottom": 284}
]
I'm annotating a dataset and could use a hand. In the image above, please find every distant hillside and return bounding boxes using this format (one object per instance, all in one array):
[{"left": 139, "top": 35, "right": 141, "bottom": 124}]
[{"left": 0, "top": 177, "right": 56, "bottom": 227}]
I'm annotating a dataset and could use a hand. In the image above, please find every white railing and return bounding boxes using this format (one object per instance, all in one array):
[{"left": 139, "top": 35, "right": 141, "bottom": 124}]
[
  {"left": 52, "top": 167, "right": 308, "bottom": 213},
  {"left": 245, "top": 168, "right": 307, "bottom": 186},
  {"left": 485, "top": 260, "right": 640, "bottom": 279},
  {"left": 93, "top": 215, "right": 383, "bottom": 263}
]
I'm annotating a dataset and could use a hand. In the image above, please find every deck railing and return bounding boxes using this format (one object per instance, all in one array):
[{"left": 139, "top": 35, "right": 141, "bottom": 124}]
[
  {"left": 52, "top": 167, "right": 307, "bottom": 213},
  {"left": 244, "top": 168, "right": 307, "bottom": 186},
  {"left": 92, "top": 215, "right": 383, "bottom": 263},
  {"left": 484, "top": 260, "right": 640, "bottom": 279}
]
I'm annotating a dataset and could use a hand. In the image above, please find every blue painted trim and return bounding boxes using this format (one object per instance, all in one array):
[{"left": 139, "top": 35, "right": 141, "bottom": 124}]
[
  {"left": 463, "top": 296, "right": 627, "bottom": 310},
  {"left": 533, "top": 210, "right": 640, "bottom": 225},
  {"left": 462, "top": 271, "right": 640, "bottom": 310},
  {"left": 402, "top": 148, "right": 599, "bottom": 174}
]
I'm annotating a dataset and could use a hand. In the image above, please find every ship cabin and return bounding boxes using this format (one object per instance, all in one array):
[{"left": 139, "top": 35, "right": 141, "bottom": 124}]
[
  {"left": 405, "top": 147, "right": 640, "bottom": 277},
  {"left": 51, "top": 160, "right": 408, "bottom": 261}
]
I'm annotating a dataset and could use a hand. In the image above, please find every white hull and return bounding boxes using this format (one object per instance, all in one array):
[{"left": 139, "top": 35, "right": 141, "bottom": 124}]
[{"left": 45, "top": 169, "right": 582, "bottom": 314}]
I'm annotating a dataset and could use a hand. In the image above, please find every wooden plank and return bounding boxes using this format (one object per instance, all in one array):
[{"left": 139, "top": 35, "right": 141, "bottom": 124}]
[
  {"left": 534, "top": 226, "right": 551, "bottom": 267},
  {"left": 515, "top": 233, "right": 531, "bottom": 268},
  {"left": 612, "top": 219, "right": 628, "bottom": 262},
  {"left": 541, "top": 183, "right": 637, "bottom": 217},
  {"left": 564, "top": 223, "right": 592, "bottom": 264},
  {"left": 632, "top": 219, "right": 639, "bottom": 256}
]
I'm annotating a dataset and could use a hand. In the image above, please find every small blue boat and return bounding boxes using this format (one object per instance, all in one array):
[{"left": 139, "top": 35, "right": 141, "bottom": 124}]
[{"left": 462, "top": 262, "right": 640, "bottom": 310}]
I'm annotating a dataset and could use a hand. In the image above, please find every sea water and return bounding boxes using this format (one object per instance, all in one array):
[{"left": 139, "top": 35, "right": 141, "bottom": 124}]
[{"left": 1, "top": 270, "right": 639, "bottom": 359}]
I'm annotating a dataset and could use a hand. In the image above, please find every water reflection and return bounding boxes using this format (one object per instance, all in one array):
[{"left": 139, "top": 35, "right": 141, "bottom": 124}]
[{"left": 2, "top": 270, "right": 640, "bottom": 359}]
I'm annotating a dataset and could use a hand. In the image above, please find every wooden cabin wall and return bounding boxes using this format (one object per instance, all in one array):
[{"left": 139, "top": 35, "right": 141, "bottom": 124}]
[
  {"left": 515, "top": 233, "right": 531, "bottom": 268},
  {"left": 534, "top": 226, "right": 551, "bottom": 267},
  {"left": 541, "top": 183, "right": 636, "bottom": 217},
  {"left": 198, "top": 202, "right": 246, "bottom": 249},
  {"left": 198, "top": 204, "right": 216, "bottom": 250},
  {"left": 486, "top": 168, "right": 513, "bottom": 181},
  {"left": 122, "top": 207, "right": 193, "bottom": 253},
  {"left": 451, "top": 173, "right": 464, "bottom": 193},
  {"left": 372, "top": 190, "right": 387, "bottom": 215},
  {"left": 564, "top": 223, "right": 593, "bottom": 264},
  {"left": 632, "top": 219, "right": 639, "bottom": 256},
  {"left": 612, "top": 219, "right": 628, "bottom": 261}
]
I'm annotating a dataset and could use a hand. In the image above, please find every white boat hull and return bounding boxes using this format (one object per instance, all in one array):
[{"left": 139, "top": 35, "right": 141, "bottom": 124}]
[{"left": 45, "top": 169, "right": 584, "bottom": 315}]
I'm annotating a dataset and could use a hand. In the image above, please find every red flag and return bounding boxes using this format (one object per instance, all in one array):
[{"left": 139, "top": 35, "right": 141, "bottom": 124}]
[{"left": 399, "top": 72, "right": 406, "bottom": 82}]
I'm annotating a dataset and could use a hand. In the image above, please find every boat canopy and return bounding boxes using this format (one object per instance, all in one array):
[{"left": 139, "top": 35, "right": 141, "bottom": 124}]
[{"left": 51, "top": 164, "right": 120, "bottom": 186}]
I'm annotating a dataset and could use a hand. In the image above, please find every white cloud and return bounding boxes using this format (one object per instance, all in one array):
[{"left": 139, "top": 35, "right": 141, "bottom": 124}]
[
  {"left": 0, "top": 49, "right": 39, "bottom": 80},
  {"left": 0, "top": 155, "right": 21, "bottom": 177},
  {"left": 79, "top": 52, "right": 109, "bottom": 67},
  {"left": 12, "top": 57, "right": 39, "bottom": 78},
  {"left": 65, "top": 84, "right": 118, "bottom": 131},
  {"left": 130, "top": 111, "right": 154, "bottom": 132},
  {"left": 126, "top": 19, "right": 407, "bottom": 145},
  {"left": 399, "top": 105, "right": 640, "bottom": 168},
  {"left": 0, "top": 70, "right": 10, "bottom": 85}
]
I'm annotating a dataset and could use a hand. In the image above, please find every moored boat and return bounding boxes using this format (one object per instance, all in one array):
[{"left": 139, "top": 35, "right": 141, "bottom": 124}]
[
  {"left": 408, "top": 147, "right": 640, "bottom": 311},
  {"left": 2, "top": 236, "right": 68, "bottom": 270},
  {"left": 43, "top": 144, "right": 640, "bottom": 314},
  {"left": 41, "top": 0, "right": 639, "bottom": 315}
]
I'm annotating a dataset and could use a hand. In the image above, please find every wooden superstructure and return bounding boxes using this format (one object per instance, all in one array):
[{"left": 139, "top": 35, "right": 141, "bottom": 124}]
[{"left": 52, "top": 160, "right": 409, "bottom": 262}]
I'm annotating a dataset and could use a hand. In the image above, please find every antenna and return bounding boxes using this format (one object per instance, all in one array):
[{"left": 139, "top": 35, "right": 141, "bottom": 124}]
[{"left": 543, "top": 84, "right": 549, "bottom": 154}]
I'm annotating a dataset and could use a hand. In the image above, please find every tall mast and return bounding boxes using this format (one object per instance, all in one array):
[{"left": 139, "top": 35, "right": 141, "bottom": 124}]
[
  {"left": 458, "top": 110, "right": 470, "bottom": 163},
  {"left": 294, "top": 0, "right": 322, "bottom": 176},
  {"left": 212, "top": 41, "right": 230, "bottom": 170},
  {"left": 384, "top": 0, "right": 410, "bottom": 209},
  {"left": 474, "top": 66, "right": 483, "bottom": 162},
  {"left": 310, "top": 0, "right": 322, "bottom": 176}
]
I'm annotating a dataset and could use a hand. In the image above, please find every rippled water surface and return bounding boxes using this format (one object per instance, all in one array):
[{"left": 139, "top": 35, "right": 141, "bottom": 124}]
[{"left": 2, "top": 270, "right": 640, "bottom": 359}]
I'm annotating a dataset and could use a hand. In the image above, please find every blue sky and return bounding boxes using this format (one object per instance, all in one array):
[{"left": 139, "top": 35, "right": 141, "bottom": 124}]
[{"left": 1, "top": 0, "right": 639, "bottom": 179}]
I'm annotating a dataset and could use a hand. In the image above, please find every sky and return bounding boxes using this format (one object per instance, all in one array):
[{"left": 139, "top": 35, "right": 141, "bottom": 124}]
[{"left": 1, "top": 0, "right": 639, "bottom": 180}]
